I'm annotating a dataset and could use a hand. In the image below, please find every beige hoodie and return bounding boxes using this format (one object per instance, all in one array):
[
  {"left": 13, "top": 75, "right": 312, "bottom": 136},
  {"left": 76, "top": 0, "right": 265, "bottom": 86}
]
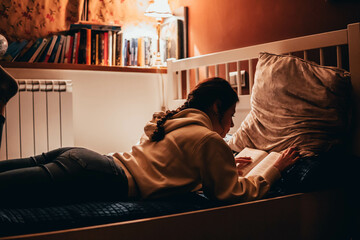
[{"left": 112, "top": 108, "right": 280, "bottom": 202}]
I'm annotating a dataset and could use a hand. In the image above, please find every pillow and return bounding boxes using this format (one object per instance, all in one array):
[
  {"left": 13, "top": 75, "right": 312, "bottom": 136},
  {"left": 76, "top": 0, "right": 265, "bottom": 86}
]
[{"left": 228, "top": 52, "right": 351, "bottom": 157}]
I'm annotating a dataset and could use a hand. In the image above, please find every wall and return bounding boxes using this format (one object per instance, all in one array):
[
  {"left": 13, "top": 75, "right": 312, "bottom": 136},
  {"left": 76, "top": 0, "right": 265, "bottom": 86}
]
[
  {"left": 6, "top": 68, "right": 165, "bottom": 154},
  {"left": 172, "top": 0, "right": 360, "bottom": 57}
]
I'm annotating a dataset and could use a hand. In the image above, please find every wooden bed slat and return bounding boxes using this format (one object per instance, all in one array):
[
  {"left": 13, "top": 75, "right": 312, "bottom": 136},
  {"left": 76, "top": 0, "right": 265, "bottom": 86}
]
[
  {"left": 337, "top": 45, "right": 342, "bottom": 68},
  {"left": 236, "top": 61, "right": 242, "bottom": 95},
  {"left": 319, "top": 48, "right": 325, "bottom": 65}
]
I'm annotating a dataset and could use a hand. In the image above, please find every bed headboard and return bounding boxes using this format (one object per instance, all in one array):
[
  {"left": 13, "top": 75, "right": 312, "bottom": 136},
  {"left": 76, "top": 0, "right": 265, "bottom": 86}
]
[{"left": 166, "top": 22, "right": 360, "bottom": 157}]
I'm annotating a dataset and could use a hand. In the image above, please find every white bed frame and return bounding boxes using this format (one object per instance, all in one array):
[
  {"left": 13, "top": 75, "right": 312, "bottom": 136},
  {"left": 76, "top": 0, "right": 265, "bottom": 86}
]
[
  {"left": 166, "top": 22, "right": 360, "bottom": 157},
  {"left": 2, "top": 22, "right": 359, "bottom": 240}
]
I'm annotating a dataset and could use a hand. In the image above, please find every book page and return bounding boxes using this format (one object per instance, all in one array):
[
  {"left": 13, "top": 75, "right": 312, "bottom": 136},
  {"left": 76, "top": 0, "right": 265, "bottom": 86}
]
[
  {"left": 235, "top": 147, "right": 268, "bottom": 176},
  {"left": 245, "top": 152, "right": 281, "bottom": 177}
]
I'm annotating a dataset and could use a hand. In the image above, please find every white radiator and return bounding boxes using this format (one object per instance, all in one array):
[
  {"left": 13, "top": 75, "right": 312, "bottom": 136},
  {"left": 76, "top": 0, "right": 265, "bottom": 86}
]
[{"left": 0, "top": 79, "right": 74, "bottom": 160}]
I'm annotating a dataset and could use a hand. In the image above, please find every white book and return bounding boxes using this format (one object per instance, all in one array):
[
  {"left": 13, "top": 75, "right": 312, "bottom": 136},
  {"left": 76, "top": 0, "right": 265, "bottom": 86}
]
[
  {"left": 44, "top": 35, "right": 58, "bottom": 62},
  {"left": 108, "top": 30, "right": 112, "bottom": 66},
  {"left": 235, "top": 147, "right": 281, "bottom": 177},
  {"left": 62, "top": 35, "right": 71, "bottom": 63}
]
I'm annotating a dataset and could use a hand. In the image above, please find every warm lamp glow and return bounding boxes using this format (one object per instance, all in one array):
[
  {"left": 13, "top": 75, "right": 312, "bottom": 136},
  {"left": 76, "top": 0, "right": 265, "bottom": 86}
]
[
  {"left": 145, "top": 0, "right": 172, "bottom": 19},
  {"left": 145, "top": 0, "right": 172, "bottom": 66}
]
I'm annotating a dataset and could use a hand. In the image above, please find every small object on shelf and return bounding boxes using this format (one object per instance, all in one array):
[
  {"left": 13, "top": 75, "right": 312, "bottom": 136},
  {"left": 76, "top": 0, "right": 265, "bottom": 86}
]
[{"left": 0, "top": 34, "right": 8, "bottom": 56}]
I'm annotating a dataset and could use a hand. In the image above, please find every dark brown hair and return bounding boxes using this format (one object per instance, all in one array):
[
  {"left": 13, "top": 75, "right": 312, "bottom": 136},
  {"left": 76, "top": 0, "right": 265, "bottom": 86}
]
[{"left": 151, "top": 77, "right": 239, "bottom": 141}]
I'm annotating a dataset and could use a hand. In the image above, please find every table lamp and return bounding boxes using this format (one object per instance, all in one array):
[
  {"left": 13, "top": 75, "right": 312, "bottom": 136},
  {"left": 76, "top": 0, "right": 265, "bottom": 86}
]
[{"left": 145, "top": 0, "right": 172, "bottom": 66}]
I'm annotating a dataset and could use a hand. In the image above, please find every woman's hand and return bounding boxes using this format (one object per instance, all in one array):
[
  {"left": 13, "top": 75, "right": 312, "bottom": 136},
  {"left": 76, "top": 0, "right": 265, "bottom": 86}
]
[
  {"left": 235, "top": 156, "right": 252, "bottom": 175},
  {"left": 273, "top": 147, "right": 300, "bottom": 172}
]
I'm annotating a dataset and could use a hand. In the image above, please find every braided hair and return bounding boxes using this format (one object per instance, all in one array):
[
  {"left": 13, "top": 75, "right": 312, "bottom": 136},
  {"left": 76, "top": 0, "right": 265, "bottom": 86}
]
[{"left": 151, "top": 77, "right": 239, "bottom": 141}]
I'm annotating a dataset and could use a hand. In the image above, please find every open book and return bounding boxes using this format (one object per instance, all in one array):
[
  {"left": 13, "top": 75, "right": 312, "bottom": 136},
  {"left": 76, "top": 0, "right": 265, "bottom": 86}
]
[{"left": 236, "top": 147, "right": 281, "bottom": 177}]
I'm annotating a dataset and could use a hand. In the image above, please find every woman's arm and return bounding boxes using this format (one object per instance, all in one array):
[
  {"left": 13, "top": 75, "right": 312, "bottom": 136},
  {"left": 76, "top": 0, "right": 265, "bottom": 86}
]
[{"left": 197, "top": 134, "right": 299, "bottom": 202}]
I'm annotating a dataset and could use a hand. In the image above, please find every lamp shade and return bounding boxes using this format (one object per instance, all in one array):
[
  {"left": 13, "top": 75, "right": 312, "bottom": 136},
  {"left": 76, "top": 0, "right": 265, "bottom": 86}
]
[{"left": 145, "top": 0, "right": 172, "bottom": 19}]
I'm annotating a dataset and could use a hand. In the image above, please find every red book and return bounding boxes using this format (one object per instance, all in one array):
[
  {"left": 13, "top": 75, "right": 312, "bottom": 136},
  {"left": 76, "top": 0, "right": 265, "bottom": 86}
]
[
  {"left": 74, "top": 31, "right": 81, "bottom": 64},
  {"left": 86, "top": 29, "right": 91, "bottom": 65}
]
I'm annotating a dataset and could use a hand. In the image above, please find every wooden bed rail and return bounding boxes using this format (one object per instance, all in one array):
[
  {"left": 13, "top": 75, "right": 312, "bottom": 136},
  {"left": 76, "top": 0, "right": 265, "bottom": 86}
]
[
  {"left": 166, "top": 23, "right": 355, "bottom": 100},
  {"left": 0, "top": 189, "right": 350, "bottom": 240}
]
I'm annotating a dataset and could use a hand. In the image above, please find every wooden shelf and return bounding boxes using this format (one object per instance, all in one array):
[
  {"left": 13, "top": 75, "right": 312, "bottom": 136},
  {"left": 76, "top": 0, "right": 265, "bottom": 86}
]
[{"left": 0, "top": 61, "right": 167, "bottom": 74}]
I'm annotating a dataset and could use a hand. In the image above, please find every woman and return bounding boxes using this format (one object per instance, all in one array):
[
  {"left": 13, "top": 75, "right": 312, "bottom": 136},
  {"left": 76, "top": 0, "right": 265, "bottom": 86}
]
[{"left": 0, "top": 66, "right": 299, "bottom": 205}]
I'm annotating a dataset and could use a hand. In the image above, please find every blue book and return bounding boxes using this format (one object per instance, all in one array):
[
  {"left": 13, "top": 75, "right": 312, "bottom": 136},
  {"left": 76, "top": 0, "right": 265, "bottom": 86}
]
[
  {"left": 131, "top": 38, "right": 138, "bottom": 66},
  {"left": 48, "top": 35, "right": 62, "bottom": 63},
  {"left": 37, "top": 36, "right": 54, "bottom": 62},
  {"left": 123, "top": 39, "right": 129, "bottom": 66},
  {"left": 1, "top": 40, "right": 28, "bottom": 61},
  {"left": 18, "top": 38, "right": 43, "bottom": 62}
]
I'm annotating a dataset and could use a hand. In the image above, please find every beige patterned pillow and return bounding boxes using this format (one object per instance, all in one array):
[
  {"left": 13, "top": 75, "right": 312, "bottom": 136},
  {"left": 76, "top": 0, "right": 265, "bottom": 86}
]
[{"left": 228, "top": 52, "right": 351, "bottom": 157}]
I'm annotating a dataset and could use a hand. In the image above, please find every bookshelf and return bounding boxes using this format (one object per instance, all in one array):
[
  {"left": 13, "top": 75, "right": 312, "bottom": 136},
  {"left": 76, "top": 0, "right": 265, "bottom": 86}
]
[
  {"left": 0, "top": 61, "right": 167, "bottom": 74},
  {"left": 0, "top": 21, "right": 168, "bottom": 74}
]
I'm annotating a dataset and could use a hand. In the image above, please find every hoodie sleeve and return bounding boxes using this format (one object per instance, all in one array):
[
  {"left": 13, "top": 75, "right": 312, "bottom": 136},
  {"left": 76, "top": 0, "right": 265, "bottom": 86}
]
[{"left": 196, "top": 133, "right": 280, "bottom": 202}]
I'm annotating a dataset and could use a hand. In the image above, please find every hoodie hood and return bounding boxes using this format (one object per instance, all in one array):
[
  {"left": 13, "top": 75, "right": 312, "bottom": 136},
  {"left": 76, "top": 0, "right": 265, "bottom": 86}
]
[{"left": 144, "top": 108, "right": 213, "bottom": 139}]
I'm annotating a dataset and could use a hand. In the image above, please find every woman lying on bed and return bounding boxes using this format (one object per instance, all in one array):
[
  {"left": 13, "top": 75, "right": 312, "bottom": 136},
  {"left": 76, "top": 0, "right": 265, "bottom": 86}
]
[{"left": 0, "top": 66, "right": 299, "bottom": 206}]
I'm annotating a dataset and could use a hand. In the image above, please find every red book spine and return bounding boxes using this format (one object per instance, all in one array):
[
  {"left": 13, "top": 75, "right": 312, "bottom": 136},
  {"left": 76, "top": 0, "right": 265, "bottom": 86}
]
[{"left": 86, "top": 29, "right": 91, "bottom": 65}]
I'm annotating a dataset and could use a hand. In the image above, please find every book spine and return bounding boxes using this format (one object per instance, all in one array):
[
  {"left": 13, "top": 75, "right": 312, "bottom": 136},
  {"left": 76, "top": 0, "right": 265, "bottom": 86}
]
[
  {"left": 78, "top": 29, "right": 86, "bottom": 64},
  {"left": 72, "top": 31, "right": 80, "bottom": 64},
  {"left": 95, "top": 33, "right": 99, "bottom": 65},
  {"left": 104, "top": 31, "right": 108, "bottom": 66},
  {"left": 8, "top": 40, "right": 28, "bottom": 62},
  {"left": 86, "top": 29, "right": 91, "bottom": 65},
  {"left": 65, "top": 35, "right": 74, "bottom": 64},
  {"left": 99, "top": 32, "right": 104, "bottom": 65},
  {"left": 44, "top": 36, "right": 58, "bottom": 62},
  {"left": 21, "top": 39, "right": 42, "bottom": 62},
  {"left": 29, "top": 38, "right": 48, "bottom": 63},
  {"left": 108, "top": 30, "right": 112, "bottom": 66},
  {"left": 14, "top": 40, "right": 34, "bottom": 62},
  {"left": 48, "top": 35, "right": 62, "bottom": 63},
  {"left": 125, "top": 39, "right": 131, "bottom": 66},
  {"left": 34, "top": 38, "right": 51, "bottom": 62},
  {"left": 112, "top": 31, "right": 116, "bottom": 66},
  {"left": 54, "top": 35, "right": 65, "bottom": 63},
  {"left": 115, "top": 32, "right": 123, "bottom": 66}
]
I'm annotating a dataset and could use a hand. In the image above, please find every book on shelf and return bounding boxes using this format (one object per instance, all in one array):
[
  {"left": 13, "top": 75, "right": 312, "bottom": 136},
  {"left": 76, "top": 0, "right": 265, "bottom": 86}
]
[
  {"left": 115, "top": 31, "right": 123, "bottom": 66},
  {"left": 34, "top": 38, "right": 51, "bottom": 62},
  {"left": 13, "top": 40, "right": 34, "bottom": 62},
  {"left": 64, "top": 35, "right": 74, "bottom": 63},
  {"left": 3, "top": 23, "right": 163, "bottom": 68},
  {"left": 112, "top": 31, "right": 116, "bottom": 66},
  {"left": 103, "top": 31, "right": 109, "bottom": 66},
  {"left": 54, "top": 35, "right": 66, "bottom": 63},
  {"left": 48, "top": 35, "right": 63, "bottom": 63},
  {"left": 43, "top": 35, "right": 58, "bottom": 62},
  {"left": 59, "top": 35, "right": 69, "bottom": 63},
  {"left": 144, "top": 37, "right": 153, "bottom": 66},
  {"left": 123, "top": 39, "right": 130, "bottom": 66},
  {"left": 0, "top": 40, "right": 28, "bottom": 61},
  {"left": 16, "top": 38, "right": 42, "bottom": 62},
  {"left": 235, "top": 147, "right": 281, "bottom": 177},
  {"left": 29, "top": 38, "right": 49, "bottom": 63},
  {"left": 86, "top": 29, "right": 91, "bottom": 65},
  {"left": 137, "top": 37, "right": 145, "bottom": 67},
  {"left": 72, "top": 31, "right": 80, "bottom": 64},
  {"left": 160, "top": 17, "right": 185, "bottom": 62}
]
